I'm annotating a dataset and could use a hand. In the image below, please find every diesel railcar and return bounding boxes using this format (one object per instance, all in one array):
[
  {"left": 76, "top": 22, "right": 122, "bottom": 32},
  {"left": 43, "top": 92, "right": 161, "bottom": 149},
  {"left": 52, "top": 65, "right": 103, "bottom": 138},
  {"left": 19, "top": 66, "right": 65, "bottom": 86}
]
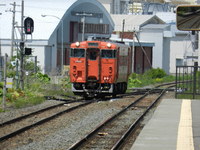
[{"left": 70, "top": 40, "right": 132, "bottom": 98}]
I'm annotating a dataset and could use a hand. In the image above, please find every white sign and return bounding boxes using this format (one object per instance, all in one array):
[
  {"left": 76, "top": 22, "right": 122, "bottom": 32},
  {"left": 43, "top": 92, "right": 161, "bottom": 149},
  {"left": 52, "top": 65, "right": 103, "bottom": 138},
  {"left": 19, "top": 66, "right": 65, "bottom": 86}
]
[{"left": 6, "top": 78, "right": 13, "bottom": 88}]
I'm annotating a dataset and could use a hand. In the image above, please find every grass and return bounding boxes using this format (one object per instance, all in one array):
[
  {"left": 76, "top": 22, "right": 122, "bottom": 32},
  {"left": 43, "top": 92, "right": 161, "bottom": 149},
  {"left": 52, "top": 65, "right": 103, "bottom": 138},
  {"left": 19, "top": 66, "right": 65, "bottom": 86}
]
[
  {"left": 176, "top": 94, "right": 200, "bottom": 99},
  {"left": 13, "top": 95, "right": 45, "bottom": 108},
  {"left": 128, "top": 71, "right": 175, "bottom": 88},
  {"left": 0, "top": 74, "right": 72, "bottom": 110},
  {"left": 2, "top": 68, "right": 197, "bottom": 110}
]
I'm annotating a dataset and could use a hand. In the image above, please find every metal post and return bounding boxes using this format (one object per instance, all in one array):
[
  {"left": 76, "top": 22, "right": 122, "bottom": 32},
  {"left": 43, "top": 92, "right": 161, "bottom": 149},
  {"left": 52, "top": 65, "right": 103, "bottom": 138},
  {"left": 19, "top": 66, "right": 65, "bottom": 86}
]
[
  {"left": 132, "top": 29, "right": 135, "bottom": 73},
  {"left": 34, "top": 56, "right": 37, "bottom": 73},
  {"left": 193, "top": 62, "right": 198, "bottom": 99},
  {"left": 2, "top": 53, "right": 8, "bottom": 111},
  {"left": 82, "top": 16, "right": 85, "bottom": 41},
  {"left": 20, "top": 0, "right": 24, "bottom": 90},
  {"left": 61, "top": 20, "right": 63, "bottom": 73},
  {"left": 11, "top": 2, "right": 16, "bottom": 58},
  {"left": 16, "top": 58, "right": 19, "bottom": 88},
  {"left": 0, "top": 13, "right": 2, "bottom": 56},
  {"left": 0, "top": 40, "right": 2, "bottom": 81},
  {"left": 175, "top": 66, "right": 178, "bottom": 98},
  {"left": 121, "top": 19, "right": 125, "bottom": 42}
]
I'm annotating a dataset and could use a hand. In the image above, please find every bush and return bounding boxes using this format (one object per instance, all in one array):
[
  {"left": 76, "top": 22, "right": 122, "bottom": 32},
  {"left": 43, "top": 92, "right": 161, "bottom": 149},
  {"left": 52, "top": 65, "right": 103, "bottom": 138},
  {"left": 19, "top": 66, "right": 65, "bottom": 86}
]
[
  {"left": 144, "top": 68, "right": 166, "bottom": 79},
  {"left": 0, "top": 82, "right": 3, "bottom": 88},
  {"left": 34, "top": 73, "right": 50, "bottom": 83},
  {"left": 128, "top": 68, "right": 175, "bottom": 88}
]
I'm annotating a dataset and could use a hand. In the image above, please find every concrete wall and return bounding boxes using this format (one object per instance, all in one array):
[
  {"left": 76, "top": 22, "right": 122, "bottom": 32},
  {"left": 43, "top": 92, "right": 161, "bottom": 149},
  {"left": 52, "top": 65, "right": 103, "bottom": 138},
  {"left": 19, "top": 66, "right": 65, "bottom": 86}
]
[
  {"left": 139, "top": 25, "right": 196, "bottom": 75},
  {"left": 1, "top": 39, "right": 47, "bottom": 73},
  {"left": 170, "top": 33, "right": 194, "bottom": 74},
  {"left": 139, "top": 26, "right": 168, "bottom": 70},
  {"left": 163, "top": 37, "right": 171, "bottom": 74}
]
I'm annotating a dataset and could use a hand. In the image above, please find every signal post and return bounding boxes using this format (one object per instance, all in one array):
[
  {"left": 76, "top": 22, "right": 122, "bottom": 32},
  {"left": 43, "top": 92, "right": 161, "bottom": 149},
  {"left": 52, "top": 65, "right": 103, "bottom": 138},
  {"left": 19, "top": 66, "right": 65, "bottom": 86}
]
[{"left": 19, "top": 0, "right": 34, "bottom": 90}]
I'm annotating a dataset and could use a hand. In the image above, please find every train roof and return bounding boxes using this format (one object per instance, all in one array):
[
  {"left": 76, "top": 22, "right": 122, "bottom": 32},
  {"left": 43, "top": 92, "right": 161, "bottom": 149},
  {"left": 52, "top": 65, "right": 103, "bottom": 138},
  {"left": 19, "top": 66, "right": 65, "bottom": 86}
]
[{"left": 71, "top": 40, "right": 130, "bottom": 49}]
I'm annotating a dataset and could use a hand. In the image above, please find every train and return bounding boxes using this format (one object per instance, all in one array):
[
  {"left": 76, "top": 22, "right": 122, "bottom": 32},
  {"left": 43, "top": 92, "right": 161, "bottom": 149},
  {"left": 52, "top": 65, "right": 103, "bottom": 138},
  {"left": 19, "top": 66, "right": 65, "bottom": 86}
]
[{"left": 70, "top": 40, "right": 132, "bottom": 98}]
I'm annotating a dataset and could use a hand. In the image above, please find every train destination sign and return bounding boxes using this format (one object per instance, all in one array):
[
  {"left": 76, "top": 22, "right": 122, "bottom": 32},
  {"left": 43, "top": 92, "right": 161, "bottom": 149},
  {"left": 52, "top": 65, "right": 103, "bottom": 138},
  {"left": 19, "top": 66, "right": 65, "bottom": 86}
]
[
  {"left": 176, "top": 5, "right": 200, "bottom": 31},
  {"left": 88, "top": 42, "right": 99, "bottom": 47}
]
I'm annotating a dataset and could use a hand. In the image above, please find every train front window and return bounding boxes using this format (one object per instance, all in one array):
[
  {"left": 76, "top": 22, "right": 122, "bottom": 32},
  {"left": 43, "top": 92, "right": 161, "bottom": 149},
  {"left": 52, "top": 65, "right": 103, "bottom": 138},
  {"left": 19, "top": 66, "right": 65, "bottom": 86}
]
[
  {"left": 70, "top": 48, "right": 85, "bottom": 58},
  {"left": 101, "top": 50, "right": 116, "bottom": 59},
  {"left": 87, "top": 48, "right": 99, "bottom": 60}
]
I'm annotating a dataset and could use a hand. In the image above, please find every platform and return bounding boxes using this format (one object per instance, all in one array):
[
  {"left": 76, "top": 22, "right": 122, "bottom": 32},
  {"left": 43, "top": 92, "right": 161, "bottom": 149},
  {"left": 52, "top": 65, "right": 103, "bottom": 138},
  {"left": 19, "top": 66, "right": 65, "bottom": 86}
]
[{"left": 131, "top": 99, "right": 200, "bottom": 150}]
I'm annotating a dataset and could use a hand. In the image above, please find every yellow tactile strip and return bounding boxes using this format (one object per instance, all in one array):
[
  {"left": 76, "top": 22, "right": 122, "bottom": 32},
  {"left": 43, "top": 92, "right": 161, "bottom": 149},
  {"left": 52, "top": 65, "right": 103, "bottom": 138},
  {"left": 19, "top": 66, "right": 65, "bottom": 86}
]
[{"left": 176, "top": 99, "right": 194, "bottom": 150}]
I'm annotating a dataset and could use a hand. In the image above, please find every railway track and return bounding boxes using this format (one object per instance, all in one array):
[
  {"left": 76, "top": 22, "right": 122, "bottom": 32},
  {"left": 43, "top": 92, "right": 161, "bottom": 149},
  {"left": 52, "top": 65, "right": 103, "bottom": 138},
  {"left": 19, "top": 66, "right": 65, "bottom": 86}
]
[
  {"left": 68, "top": 87, "right": 171, "bottom": 150},
  {"left": 0, "top": 83, "right": 175, "bottom": 149},
  {"left": 0, "top": 99, "right": 94, "bottom": 142}
]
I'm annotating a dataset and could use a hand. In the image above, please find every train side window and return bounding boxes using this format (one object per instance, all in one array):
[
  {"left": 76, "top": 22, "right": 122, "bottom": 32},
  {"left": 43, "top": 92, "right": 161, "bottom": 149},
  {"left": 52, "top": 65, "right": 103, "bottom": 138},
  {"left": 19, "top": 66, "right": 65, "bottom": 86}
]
[
  {"left": 70, "top": 48, "right": 85, "bottom": 58},
  {"left": 101, "top": 50, "right": 116, "bottom": 58}
]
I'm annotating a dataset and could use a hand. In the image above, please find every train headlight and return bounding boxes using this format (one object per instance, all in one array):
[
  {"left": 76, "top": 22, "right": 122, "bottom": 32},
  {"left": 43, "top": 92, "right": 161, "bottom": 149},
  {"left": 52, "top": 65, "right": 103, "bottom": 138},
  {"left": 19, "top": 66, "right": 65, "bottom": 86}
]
[
  {"left": 107, "top": 43, "right": 111, "bottom": 48},
  {"left": 75, "top": 42, "right": 80, "bottom": 47}
]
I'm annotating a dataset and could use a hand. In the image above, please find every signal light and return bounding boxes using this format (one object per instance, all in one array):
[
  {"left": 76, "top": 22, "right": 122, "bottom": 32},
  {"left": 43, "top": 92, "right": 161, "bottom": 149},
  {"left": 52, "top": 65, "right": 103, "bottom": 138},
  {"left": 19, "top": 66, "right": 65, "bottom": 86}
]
[
  {"left": 25, "top": 48, "right": 32, "bottom": 55},
  {"left": 24, "top": 17, "right": 34, "bottom": 34}
]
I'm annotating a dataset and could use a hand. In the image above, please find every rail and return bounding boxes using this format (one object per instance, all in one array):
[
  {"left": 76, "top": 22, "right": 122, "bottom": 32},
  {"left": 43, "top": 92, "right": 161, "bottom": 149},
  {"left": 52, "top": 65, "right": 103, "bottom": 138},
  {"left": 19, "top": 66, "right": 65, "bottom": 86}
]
[{"left": 68, "top": 87, "right": 170, "bottom": 149}]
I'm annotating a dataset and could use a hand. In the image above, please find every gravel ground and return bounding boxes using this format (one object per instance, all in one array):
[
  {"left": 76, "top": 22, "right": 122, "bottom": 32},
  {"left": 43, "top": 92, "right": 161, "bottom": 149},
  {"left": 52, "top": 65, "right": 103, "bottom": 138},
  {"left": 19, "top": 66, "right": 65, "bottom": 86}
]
[
  {"left": 0, "top": 91, "right": 175, "bottom": 150},
  {"left": 0, "top": 100, "right": 64, "bottom": 124}
]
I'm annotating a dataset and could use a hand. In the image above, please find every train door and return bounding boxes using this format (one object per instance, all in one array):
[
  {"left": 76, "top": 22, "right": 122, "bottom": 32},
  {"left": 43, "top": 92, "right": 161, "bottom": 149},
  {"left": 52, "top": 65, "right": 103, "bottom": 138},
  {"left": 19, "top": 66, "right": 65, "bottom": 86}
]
[{"left": 86, "top": 48, "right": 100, "bottom": 81}]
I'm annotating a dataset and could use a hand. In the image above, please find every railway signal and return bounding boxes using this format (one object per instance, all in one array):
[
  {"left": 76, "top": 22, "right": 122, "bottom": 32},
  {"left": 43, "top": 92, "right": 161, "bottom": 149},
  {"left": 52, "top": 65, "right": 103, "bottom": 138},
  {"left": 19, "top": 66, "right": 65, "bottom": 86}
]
[
  {"left": 24, "top": 17, "right": 34, "bottom": 34},
  {"left": 25, "top": 48, "right": 32, "bottom": 55}
]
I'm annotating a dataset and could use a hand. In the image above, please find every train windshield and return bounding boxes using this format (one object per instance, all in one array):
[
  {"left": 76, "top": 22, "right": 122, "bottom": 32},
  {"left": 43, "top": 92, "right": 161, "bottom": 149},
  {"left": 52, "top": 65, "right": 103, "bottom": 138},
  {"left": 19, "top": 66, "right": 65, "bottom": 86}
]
[
  {"left": 101, "top": 50, "right": 116, "bottom": 59},
  {"left": 70, "top": 48, "right": 85, "bottom": 58}
]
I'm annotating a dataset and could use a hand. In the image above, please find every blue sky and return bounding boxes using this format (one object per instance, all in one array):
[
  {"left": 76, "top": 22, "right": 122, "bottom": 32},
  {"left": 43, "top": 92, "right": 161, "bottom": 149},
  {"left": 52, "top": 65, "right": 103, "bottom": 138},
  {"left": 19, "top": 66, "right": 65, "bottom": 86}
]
[{"left": 0, "top": 0, "right": 69, "bottom": 39}]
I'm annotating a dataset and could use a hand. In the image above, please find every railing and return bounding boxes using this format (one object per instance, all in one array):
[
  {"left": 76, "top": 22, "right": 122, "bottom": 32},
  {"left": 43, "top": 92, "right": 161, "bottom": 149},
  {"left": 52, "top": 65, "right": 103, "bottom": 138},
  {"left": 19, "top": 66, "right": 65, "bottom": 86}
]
[{"left": 176, "top": 62, "right": 200, "bottom": 99}]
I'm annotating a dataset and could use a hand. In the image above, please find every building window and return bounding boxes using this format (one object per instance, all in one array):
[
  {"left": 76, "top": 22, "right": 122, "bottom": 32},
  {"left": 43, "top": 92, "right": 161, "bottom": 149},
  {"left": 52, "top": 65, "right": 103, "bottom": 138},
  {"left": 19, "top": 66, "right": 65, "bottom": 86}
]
[
  {"left": 176, "top": 58, "right": 183, "bottom": 66},
  {"left": 79, "top": 23, "right": 109, "bottom": 34}
]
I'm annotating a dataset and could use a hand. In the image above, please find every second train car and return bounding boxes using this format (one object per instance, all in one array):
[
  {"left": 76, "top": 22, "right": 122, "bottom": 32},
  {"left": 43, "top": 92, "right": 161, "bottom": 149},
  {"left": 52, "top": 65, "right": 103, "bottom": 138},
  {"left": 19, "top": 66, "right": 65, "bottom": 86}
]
[{"left": 70, "top": 40, "right": 132, "bottom": 98}]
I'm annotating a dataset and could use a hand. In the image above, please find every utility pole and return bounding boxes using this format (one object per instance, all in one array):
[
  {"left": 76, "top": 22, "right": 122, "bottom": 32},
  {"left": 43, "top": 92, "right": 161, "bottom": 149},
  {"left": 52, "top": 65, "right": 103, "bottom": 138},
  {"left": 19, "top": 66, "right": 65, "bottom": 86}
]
[
  {"left": 0, "top": 13, "right": 2, "bottom": 57},
  {"left": 10, "top": 2, "right": 16, "bottom": 58},
  {"left": 2, "top": 53, "right": 8, "bottom": 111},
  {"left": 121, "top": 19, "right": 125, "bottom": 42},
  {"left": 5, "top": 3, "right": 20, "bottom": 58},
  {"left": 0, "top": 4, "right": 6, "bottom": 57},
  {"left": 20, "top": 0, "right": 24, "bottom": 90},
  {"left": 0, "top": 37, "right": 1, "bottom": 57}
]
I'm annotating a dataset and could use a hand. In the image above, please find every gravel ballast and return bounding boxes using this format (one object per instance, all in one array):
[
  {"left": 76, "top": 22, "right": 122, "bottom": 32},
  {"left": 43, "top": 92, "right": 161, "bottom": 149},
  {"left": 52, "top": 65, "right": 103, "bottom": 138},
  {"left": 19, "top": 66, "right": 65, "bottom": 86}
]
[{"left": 0, "top": 92, "right": 175, "bottom": 150}]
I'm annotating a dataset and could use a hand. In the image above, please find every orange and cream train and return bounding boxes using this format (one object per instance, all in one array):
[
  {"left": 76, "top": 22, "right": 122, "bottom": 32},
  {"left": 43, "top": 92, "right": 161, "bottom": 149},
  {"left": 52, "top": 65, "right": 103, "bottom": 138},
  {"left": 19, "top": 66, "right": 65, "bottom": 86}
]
[{"left": 70, "top": 40, "right": 132, "bottom": 98}]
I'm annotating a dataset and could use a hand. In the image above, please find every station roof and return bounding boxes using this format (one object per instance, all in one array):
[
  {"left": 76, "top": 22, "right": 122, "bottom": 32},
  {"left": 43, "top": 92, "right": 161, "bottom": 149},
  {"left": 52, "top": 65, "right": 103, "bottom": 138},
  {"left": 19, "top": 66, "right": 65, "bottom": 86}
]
[
  {"left": 111, "top": 14, "right": 165, "bottom": 32},
  {"left": 141, "top": 24, "right": 170, "bottom": 30}
]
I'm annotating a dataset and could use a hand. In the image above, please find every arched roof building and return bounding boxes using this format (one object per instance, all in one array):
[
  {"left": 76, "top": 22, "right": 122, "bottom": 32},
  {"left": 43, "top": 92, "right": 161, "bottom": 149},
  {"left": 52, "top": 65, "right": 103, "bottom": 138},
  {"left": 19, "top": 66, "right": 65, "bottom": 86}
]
[{"left": 45, "top": 0, "right": 115, "bottom": 74}]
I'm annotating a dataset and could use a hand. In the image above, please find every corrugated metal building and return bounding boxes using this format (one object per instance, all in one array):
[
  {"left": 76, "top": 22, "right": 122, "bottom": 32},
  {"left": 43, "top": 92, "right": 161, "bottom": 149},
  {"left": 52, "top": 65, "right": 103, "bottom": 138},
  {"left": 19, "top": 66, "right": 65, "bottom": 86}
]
[{"left": 45, "top": 0, "right": 114, "bottom": 74}]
